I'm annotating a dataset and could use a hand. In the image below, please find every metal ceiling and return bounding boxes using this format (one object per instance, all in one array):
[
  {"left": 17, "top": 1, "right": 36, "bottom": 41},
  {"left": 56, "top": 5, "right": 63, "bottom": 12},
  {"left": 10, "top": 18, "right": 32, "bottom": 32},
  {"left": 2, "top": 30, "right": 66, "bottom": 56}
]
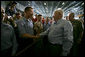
[
  {"left": 1, "top": 1, "right": 84, "bottom": 18},
  {"left": 16, "top": 1, "right": 84, "bottom": 18}
]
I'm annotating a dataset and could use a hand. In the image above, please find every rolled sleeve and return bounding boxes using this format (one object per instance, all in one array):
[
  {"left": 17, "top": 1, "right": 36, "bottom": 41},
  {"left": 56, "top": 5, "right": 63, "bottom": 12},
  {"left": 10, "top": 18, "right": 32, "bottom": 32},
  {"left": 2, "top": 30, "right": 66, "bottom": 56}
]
[
  {"left": 16, "top": 21, "right": 26, "bottom": 37},
  {"left": 62, "top": 21, "right": 73, "bottom": 56}
]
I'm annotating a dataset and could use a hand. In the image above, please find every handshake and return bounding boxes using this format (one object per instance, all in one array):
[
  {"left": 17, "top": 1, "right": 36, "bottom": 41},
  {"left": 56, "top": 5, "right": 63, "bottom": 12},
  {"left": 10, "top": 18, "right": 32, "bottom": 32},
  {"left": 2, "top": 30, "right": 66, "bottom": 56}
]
[
  {"left": 21, "top": 33, "right": 40, "bottom": 39},
  {"left": 32, "top": 34, "right": 40, "bottom": 39},
  {"left": 34, "top": 34, "right": 40, "bottom": 39}
]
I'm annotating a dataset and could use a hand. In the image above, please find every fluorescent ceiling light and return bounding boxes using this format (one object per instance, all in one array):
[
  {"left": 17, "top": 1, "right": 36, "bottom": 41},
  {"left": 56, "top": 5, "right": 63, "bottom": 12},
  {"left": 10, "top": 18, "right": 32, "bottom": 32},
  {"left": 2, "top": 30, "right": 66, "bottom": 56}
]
[
  {"left": 44, "top": 3, "right": 46, "bottom": 5},
  {"left": 62, "top": 2, "right": 65, "bottom": 5}
]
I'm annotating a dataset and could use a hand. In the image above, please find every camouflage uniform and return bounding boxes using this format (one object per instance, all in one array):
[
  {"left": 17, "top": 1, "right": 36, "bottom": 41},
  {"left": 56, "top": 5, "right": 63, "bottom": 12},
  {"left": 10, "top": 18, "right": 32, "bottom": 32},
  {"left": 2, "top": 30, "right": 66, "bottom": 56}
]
[{"left": 69, "top": 19, "right": 83, "bottom": 56}]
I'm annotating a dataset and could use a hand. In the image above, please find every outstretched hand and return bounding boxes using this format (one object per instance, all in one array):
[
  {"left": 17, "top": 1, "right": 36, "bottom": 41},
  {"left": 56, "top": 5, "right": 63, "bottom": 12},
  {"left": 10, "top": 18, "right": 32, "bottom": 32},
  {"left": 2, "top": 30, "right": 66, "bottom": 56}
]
[{"left": 35, "top": 35, "right": 40, "bottom": 38}]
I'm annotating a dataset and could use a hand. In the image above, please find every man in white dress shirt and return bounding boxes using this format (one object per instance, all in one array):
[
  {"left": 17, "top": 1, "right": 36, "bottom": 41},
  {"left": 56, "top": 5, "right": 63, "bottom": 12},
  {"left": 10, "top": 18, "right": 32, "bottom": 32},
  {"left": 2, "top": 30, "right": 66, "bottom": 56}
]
[{"left": 39, "top": 8, "right": 73, "bottom": 56}]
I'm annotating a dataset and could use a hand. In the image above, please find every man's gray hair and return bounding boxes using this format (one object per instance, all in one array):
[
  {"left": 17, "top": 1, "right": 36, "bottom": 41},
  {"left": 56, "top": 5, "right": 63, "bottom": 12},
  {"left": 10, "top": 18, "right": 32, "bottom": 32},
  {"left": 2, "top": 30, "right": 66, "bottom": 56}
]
[{"left": 55, "top": 8, "right": 63, "bottom": 16}]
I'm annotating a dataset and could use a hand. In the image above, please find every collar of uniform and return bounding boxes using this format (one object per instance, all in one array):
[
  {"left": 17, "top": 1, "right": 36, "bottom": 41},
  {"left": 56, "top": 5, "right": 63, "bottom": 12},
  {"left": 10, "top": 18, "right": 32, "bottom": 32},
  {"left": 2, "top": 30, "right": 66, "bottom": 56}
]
[
  {"left": 1, "top": 22, "right": 9, "bottom": 27},
  {"left": 1, "top": 22, "right": 7, "bottom": 25}
]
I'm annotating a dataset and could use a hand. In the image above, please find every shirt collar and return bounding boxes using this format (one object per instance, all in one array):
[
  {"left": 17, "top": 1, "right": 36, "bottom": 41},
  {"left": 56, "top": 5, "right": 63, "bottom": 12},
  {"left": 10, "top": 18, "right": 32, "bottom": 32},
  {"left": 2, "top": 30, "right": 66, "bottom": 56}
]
[
  {"left": 27, "top": 18, "right": 31, "bottom": 22},
  {"left": 24, "top": 17, "right": 32, "bottom": 22},
  {"left": 54, "top": 19, "right": 62, "bottom": 24}
]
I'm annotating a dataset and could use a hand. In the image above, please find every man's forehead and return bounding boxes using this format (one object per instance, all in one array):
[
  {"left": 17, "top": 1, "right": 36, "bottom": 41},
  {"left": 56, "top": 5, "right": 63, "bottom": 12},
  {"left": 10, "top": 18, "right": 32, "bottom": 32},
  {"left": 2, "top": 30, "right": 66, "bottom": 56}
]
[
  {"left": 53, "top": 11, "right": 59, "bottom": 15},
  {"left": 28, "top": 8, "right": 33, "bottom": 11},
  {"left": 55, "top": 11, "right": 59, "bottom": 14},
  {"left": 1, "top": 7, "right": 5, "bottom": 12}
]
